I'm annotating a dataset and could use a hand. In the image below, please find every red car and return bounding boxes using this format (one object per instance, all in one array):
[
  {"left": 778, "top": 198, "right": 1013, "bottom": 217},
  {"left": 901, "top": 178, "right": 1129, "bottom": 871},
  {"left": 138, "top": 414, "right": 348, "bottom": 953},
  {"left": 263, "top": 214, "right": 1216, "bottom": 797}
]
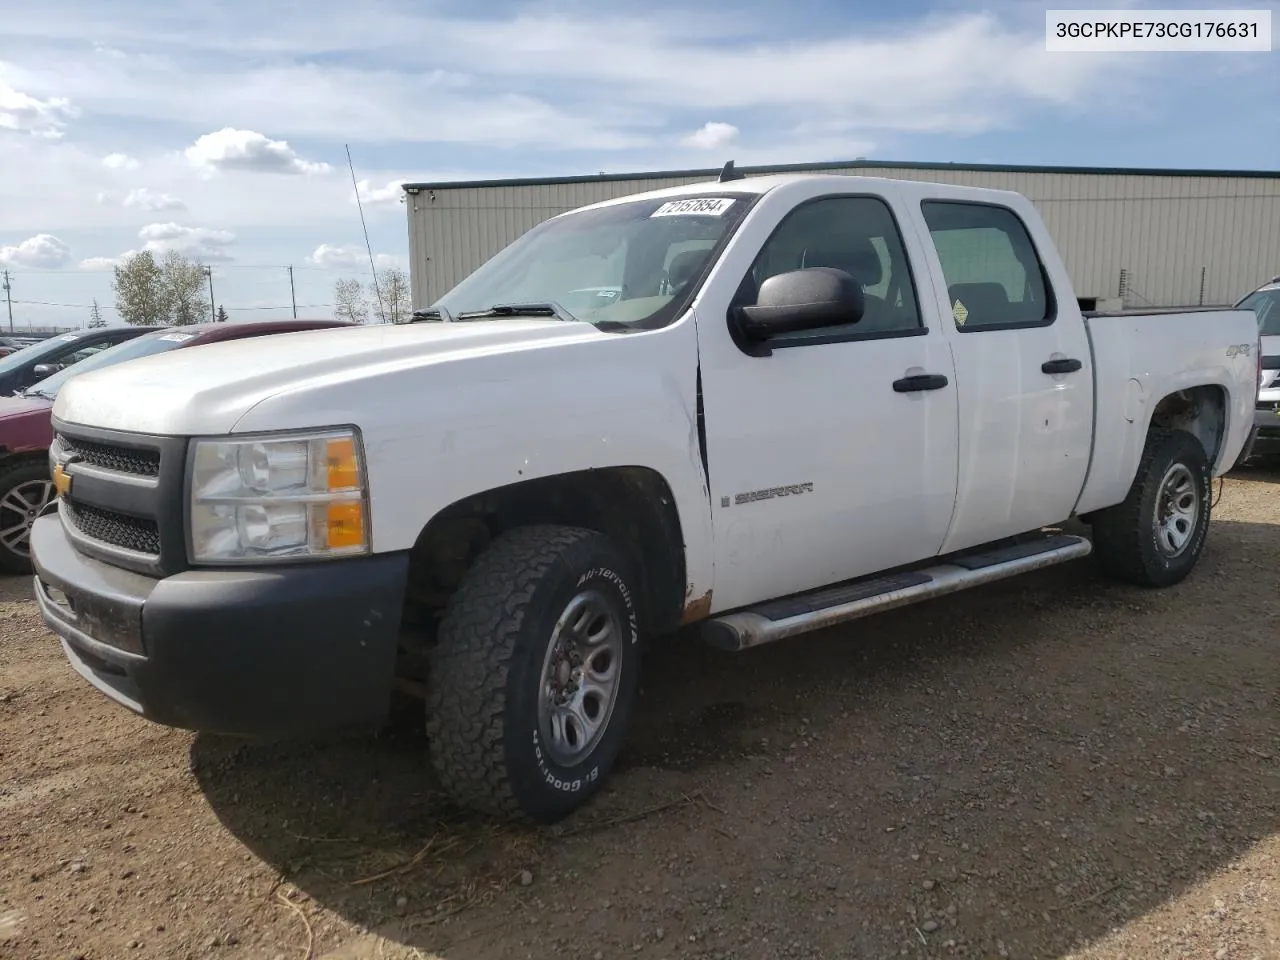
[{"left": 0, "top": 319, "right": 351, "bottom": 573}]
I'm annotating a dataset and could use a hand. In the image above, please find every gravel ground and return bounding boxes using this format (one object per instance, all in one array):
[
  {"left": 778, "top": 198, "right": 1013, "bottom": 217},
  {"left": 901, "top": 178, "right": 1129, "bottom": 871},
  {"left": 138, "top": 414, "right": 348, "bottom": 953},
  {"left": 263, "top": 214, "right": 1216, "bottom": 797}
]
[{"left": 1, "top": 468, "right": 1277, "bottom": 960}]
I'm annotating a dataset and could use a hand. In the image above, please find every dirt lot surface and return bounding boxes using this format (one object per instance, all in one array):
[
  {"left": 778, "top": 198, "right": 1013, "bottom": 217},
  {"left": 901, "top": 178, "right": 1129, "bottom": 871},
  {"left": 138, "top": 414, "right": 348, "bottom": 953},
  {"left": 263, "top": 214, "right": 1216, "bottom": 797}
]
[{"left": 2, "top": 469, "right": 1278, "bottom": 960}]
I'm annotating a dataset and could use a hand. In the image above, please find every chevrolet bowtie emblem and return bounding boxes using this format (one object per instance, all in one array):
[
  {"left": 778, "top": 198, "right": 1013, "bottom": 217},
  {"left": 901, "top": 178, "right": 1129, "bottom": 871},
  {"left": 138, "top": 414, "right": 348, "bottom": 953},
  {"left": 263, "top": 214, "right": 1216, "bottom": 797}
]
[{"left": 53, "top": 463, "right": 72, "bottom": 498}]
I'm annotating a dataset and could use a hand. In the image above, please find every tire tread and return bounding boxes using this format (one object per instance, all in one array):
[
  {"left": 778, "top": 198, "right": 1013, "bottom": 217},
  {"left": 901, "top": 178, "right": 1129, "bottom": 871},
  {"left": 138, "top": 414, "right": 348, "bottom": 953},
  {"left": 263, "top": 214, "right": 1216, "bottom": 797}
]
[
  {"left": 1090, "top": 427, "right": 1210, "bottom": 587},
  {"left": 425, "top": 524, "right": 602, "bottom": 821}
]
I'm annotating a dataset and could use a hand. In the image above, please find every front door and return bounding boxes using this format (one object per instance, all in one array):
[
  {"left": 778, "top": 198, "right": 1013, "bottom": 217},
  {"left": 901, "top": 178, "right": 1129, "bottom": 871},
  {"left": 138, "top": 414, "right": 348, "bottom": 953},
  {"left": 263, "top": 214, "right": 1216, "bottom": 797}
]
[
  {"left": 696, "top": 187, "right": 960, "bottom": 612},
  {"left": 913, "top": 197, "right": 1095, "bottom": 554}
]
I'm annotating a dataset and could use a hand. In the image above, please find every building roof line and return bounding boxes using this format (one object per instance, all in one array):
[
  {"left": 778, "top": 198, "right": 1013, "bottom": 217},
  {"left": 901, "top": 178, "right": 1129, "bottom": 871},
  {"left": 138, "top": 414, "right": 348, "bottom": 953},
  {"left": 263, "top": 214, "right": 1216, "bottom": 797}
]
[{"left": 401, "top": 158, "right": 1280, "bottom": 192}]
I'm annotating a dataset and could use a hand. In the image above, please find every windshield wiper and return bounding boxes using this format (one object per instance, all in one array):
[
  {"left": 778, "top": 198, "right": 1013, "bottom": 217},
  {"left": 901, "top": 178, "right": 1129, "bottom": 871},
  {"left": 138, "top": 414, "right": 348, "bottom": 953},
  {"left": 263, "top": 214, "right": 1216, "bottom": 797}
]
[
  {"left": 411, "top": 306, "right": 454, "bottom": 323},
  {"left": 455, "top": 302, "right": 579, "bottom": 323},
  {"left": 23, "top": 388, "right": 52, "bottom": 400}
]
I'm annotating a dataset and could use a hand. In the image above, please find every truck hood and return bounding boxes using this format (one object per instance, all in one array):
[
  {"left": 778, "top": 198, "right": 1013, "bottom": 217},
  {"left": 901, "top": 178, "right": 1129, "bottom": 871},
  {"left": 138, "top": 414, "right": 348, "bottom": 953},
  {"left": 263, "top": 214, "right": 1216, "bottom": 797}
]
[{"left": 54, "top": 319, "right": 609, "bottom": 436}]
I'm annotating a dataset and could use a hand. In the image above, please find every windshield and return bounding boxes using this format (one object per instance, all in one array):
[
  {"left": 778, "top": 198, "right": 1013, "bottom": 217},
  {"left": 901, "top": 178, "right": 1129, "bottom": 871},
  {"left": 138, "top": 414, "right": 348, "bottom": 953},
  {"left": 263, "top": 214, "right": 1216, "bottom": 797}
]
[
  {"left": 1239, "top": 287, "right": 1280, "bottom": 337},
  {"left": 24, "top": 329, "right": 188, "bottom": 399},
  {"left": 0, "top": 334, "right": 92, "bottom": 378},
  {"left": 432, "top": 193, "right": 756, "bottom": 330}
]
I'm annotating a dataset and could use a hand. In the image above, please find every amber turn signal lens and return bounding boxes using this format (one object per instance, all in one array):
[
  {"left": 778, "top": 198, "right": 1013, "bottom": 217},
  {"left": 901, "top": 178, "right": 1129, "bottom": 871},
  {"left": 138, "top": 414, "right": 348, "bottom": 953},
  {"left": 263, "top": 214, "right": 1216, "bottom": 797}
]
[
  {"left": 326, "top": 437, "right": 360, "bottom": 491},
  {"left": 325, "top": 501, "right": 365, "bottom": 549}
]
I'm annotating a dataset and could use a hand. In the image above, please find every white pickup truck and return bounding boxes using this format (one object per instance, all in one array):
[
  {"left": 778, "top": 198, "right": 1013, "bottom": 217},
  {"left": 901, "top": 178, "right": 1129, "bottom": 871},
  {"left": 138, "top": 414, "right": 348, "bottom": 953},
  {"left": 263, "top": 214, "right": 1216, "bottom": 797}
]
[{"left": 32, "top": 172, "right": 1259, "bottom": 824}]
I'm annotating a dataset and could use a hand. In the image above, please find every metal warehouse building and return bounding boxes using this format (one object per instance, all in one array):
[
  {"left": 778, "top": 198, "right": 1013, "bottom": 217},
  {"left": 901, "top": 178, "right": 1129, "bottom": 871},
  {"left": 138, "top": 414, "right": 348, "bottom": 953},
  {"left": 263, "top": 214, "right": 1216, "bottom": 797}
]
[{"left": 402, "top": 159, "right": 1280, "bottom": 310}]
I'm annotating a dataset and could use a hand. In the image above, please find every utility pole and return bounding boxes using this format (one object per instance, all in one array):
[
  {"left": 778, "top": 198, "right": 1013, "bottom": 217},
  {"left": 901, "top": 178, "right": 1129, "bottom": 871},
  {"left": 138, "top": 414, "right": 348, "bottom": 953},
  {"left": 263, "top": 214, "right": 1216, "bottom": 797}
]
[
  {"left": 202, "top": 266, "right": 216, "bottom": 320},
  {"left": 1, "top": 270, "right": 11, "bottom": 333},
  {"left": 287, "top": 265, "right": 297, "bottom": 318}
]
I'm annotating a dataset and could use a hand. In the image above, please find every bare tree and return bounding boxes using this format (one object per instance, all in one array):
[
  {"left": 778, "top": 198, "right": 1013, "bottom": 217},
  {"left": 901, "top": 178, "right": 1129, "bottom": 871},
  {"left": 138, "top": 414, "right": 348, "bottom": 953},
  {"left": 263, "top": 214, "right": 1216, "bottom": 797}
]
[
  {"left": 112, "top": 252, "right": 168, "bottom": 326},
  {"left": 376, "top": 266, "right": 413, "bottom": 324},
  {"left": 333, "top": 278, "right": 369, "bottom": 324},
  {"left": 88, "top": 299, "right": 106, "bottom": 328},
  {"left": 216, "top": 305, "right": 229, "bottom": 323}
]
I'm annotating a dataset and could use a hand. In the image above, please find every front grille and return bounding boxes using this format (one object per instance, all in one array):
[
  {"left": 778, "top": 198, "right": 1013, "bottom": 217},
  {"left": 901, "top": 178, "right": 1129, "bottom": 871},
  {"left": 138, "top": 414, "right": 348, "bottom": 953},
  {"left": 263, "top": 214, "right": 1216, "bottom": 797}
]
[
  {"left": 63, "top": 500, "right": 161, "bottom": 557},
  {"left": 53, "top": 419, "right": 187, "bottom": 577},
  {"left": 60, "top": 436, "right": 161, "bottom": 478}
]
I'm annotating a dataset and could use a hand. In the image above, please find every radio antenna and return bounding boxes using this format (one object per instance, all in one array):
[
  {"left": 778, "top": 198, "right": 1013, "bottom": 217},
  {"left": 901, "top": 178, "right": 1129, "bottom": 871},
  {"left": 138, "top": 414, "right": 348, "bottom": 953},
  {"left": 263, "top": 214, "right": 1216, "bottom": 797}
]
[{"left": 346, "top": 143, "right": 387, "bottom": 323}]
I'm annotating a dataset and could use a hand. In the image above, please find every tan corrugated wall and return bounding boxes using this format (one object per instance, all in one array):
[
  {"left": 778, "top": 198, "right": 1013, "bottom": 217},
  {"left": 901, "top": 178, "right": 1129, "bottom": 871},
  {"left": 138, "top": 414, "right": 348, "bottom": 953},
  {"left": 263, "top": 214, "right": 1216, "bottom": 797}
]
[{"left": 405, "top": 167, "right": 1280, "bottom": 309}]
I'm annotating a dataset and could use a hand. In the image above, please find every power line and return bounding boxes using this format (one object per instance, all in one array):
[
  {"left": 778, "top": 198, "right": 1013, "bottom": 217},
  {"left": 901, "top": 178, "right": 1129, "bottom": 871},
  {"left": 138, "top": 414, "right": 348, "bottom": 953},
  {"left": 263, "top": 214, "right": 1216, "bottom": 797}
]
[
  {"left": 12, "top": 299, "right": 335, "bottom": 311},
  {"left": 4, "top": 263, "right": 391, "bottom": 275}
]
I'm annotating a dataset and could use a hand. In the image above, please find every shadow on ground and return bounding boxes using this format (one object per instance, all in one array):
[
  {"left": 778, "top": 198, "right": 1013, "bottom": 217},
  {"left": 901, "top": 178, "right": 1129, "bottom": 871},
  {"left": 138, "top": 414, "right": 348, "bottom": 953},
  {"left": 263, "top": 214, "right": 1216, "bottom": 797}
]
[{"left": 192, "top": 518, "right": 1279, "bottom": 958}]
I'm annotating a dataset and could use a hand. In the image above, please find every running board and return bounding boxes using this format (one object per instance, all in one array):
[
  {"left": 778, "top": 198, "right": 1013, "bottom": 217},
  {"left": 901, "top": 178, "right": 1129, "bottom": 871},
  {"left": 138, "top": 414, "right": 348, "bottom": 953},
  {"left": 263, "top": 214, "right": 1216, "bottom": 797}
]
[{"left": 702, "top": 533, "right": 1092, "bottom": 652}]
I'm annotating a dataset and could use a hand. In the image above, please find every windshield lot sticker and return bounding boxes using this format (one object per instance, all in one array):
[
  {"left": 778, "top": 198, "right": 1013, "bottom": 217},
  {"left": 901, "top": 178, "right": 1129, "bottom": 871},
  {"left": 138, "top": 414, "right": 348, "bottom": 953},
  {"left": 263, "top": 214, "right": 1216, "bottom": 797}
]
[
  {"left": 651, "top": 198, "right": 736, "bottom": 218},
  {"left": 159, "top": 333, "right": 195, "bottom": 342},
  {"left": 953, "top": 299, "right": 969, "bottom": 326}
]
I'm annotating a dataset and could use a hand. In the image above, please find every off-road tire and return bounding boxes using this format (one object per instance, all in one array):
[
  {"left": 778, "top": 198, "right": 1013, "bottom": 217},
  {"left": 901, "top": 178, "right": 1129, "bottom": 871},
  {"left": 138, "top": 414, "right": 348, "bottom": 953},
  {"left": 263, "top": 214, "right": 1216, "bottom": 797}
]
[
  {"left": 425, "top": 524, "right": 642, "bottom": 823},
  {"left": 1090, "top": 427, "right": 1212, "bottom": 588},
  {"left": 0, "top": 460, "right": 55, "bottom": 575}
]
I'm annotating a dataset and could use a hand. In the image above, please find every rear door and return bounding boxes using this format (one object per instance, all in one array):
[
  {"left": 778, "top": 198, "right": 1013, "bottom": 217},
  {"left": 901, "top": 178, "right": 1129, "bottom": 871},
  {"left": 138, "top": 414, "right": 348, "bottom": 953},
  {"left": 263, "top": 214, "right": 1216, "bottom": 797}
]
[{"left": 912, "top": 196, "right": 1095, "bottom": 554}]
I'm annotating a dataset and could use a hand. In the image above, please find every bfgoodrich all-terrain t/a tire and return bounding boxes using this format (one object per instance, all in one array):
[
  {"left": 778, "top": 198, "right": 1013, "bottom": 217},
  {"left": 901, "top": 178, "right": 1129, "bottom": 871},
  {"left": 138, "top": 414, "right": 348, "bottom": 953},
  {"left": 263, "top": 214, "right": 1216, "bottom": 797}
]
[
  {"left": 425, "top": 524, "right": 642, "bottom": 823},
  {"left": 1090, "top": 427, "right": 1212, "bottom": 588}
]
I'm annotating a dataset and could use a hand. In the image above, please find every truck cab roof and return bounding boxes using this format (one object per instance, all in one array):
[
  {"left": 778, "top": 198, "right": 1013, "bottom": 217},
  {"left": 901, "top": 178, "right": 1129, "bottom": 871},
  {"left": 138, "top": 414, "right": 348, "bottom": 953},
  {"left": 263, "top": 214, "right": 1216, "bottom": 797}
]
[{"left": 570, "top": 171, "right": 1030, "bottom": 217}]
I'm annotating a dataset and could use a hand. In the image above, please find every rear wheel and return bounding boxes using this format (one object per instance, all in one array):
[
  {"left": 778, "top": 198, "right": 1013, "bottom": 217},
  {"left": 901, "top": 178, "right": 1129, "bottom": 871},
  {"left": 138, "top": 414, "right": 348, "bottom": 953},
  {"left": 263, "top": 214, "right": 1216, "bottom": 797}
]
[
  {"left": 1090, "top": 428, "right": 1211, "bottom": 588},
  {"left": 0, "top": 461, "right": 55, "bottom": 575},
  {"left": 425, "top": 524, "right": 642, "bottom": 823}
]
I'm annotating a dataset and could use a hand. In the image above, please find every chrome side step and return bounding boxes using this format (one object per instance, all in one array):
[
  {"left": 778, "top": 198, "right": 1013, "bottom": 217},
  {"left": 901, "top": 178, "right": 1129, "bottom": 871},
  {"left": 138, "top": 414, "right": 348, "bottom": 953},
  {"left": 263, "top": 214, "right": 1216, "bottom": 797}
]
[{"left": 702, "top": 533, "right": 1092, "bottom": 652}]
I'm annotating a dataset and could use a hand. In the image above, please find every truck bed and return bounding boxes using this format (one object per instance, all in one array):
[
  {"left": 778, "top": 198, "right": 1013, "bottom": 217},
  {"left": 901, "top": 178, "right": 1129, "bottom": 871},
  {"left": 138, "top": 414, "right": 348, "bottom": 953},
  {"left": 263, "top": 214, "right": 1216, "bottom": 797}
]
[{"left": 1074, "top": 306, "right": 1259, "bottom": 516}]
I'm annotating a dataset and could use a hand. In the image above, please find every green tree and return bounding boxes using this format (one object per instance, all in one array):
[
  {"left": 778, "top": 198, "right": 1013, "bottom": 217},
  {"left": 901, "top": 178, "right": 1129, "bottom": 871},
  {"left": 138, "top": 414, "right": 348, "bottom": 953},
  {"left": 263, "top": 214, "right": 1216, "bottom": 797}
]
[
  {"left": 376, "top": 266, "right": 413, "bottom": 324},
  {"left": 216, "top": 304, "right": 229, "bottom": 323},
  {"left": 111, "top": 251, "right": 168, "bottom": 326},
  {"left": 88, "top": 299, "right": 106, "bottom": 328},
  {"left": 162, "top": 251, "right": 210, "bottom": 326},
  {"left": 333, "top": 278, "right": 369, "bottom": 324},
  {"left": 111, "top": 250, "right": 212, "bottom": 326}
]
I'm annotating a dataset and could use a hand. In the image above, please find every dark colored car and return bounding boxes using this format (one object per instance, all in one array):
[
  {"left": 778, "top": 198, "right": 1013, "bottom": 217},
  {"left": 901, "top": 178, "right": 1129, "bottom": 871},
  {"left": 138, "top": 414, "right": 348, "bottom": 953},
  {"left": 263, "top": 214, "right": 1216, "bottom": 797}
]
[
  {"left": 0, "top": 327, "right": 151, "bottom": 396},
  {"left": 0, "top": 319, "right": 351, "bottom": 573}
]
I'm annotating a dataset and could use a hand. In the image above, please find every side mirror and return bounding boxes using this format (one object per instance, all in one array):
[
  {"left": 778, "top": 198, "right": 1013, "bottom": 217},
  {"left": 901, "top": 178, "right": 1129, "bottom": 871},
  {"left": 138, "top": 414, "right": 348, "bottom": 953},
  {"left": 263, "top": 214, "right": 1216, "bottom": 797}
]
[
  {"left": 32, "top": 364, "right": 56, "bottom": 379},
  {"left": 737, "top": 267, "right": 865, "bottom": 339}
]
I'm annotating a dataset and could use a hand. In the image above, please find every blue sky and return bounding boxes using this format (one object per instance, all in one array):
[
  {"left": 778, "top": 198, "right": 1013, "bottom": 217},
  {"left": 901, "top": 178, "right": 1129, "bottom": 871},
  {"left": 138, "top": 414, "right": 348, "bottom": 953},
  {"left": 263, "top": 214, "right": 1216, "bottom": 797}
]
[{"left": 0, "top": 0, "right": 1276, "bottom": 328}]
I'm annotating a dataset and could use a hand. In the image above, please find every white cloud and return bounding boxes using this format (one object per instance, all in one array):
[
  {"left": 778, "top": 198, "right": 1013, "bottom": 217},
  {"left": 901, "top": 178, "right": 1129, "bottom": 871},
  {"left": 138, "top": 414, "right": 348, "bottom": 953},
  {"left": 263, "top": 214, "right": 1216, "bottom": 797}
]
[
  {"left": 0, "top": 233, "right": 72, "bottom": 268},
  {"left": 355, "top": 179, "right": 405, "bottom": 207},
  {"left": 137, "top": 222, "right": 237, "bottom": 262},
  {"left": 123, "top": 188, "right": 186, "bottom": 211},
  {"left": 307, "top": 243, "right": 400, "bottom": 271},
  {"left": 185, "top": 128, "right": 332, "bottom": 175},
  {"left": 0, "top": 77, "right": 74, "bottom": 138},
  {"left": 79, "top": 255, "right": 125, "bottom": 270},
  {"left": 681, "top": 122, "right": 739, "bottom": 150},
  {"left": 101, "top": 152, "right": 140, "bottom": 170}
]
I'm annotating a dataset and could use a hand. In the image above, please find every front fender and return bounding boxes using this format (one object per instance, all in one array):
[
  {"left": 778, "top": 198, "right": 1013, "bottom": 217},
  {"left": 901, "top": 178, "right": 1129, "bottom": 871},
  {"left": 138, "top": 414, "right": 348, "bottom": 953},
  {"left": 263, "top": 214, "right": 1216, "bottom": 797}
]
[{"left": 232, "top": 320, "right": 715, "bottom": 603}]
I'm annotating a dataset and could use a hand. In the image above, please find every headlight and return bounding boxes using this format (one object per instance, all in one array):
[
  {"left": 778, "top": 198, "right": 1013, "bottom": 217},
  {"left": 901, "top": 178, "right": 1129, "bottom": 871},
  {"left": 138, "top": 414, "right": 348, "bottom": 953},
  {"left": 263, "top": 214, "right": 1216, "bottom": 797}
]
[{"left": 188, "top": 428, "right": 369, "bottom": 564}]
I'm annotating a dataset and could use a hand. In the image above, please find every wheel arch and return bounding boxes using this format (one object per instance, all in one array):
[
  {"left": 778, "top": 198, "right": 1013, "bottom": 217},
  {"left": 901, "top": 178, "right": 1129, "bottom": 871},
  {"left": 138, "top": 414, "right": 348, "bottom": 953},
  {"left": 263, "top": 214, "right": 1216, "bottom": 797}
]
[
  {"left": 406, "top": 465, "right": 690, "bottom": 637},
  {"left": 1147, "top": 384, "right": 1229, "bottom": 469}
]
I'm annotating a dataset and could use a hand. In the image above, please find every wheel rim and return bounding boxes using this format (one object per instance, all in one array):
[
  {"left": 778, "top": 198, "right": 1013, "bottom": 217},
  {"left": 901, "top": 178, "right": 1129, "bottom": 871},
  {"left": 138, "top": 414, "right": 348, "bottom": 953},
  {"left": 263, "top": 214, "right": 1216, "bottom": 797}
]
[
  {"left": 1154, "top": 462, "right": 1199, "bottom": 558},
  {"left": 0, "top": 478, "right": 53, "bottom": 558},
  {"left": 537, "top": 588, "right": 624, "bottom": 767}
]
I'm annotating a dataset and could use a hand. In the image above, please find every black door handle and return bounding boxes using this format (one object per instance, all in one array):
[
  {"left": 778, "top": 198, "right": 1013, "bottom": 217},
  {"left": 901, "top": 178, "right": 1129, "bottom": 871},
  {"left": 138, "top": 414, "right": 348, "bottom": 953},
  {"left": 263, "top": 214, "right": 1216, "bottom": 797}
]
[
  {"left": 1041, "top": 357, "right": 1083, "bottom": 374},
  {"left": 892, "top": 373, "right": 949, "bottom": 393}
]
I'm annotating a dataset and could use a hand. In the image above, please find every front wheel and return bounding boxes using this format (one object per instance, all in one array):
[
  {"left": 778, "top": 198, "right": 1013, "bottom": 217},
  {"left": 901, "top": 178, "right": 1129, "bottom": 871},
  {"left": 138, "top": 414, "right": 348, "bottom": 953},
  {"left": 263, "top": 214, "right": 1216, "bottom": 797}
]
[
  {"left": 1090, "top": 427, "right": 1212, "bottom": 588},
  {"left": 425, "top": 525, "right": 642, "bottom": 823}
]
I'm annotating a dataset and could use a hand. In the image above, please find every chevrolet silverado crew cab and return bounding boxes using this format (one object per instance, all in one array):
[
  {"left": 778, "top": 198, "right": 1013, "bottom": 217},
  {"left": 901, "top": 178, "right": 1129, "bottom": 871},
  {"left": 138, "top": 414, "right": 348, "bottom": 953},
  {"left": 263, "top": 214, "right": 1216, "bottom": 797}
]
[{"left": 33, "top": 173, "right": 1258, "bottom": 824}]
